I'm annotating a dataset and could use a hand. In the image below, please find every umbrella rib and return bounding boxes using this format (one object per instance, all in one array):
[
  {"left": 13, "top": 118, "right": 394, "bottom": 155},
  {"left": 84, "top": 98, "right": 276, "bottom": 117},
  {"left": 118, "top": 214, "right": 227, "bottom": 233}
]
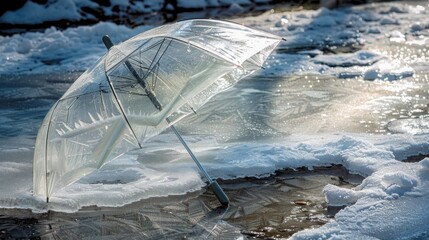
[
  {"left": 117, "top": 38, "right": 173, "bottom": 112},
  {"left": 139, "top": 39, "right": 165, "bottom": 54},
  {"left": 116, "top": 89, "right": 148, "bottom": 97},
  {"left": 65, "top": 97, "right": 79, "bottom": 122},
  {"left": 109, "top": 72, "right": 141, "bottom": 81},
  {"left": 139, "top": 43, "right": 162, "bottom": 86},
  {"left": 105, "top": 38, "right": 164, "bottom": 73},
  {"left": 122, "top": 39, "right": 165, "bottom": 73},
  {"left": 61, "top": 88, "right": 110, "bottom": 101},
  {"left": 44, "top": 101, "right": 60, "bottom": 202},
  {"left": 140, "top": 39, "right": 167, "bottom": 84},
  {"left": 146, "top": 40, "right": 172, "bottom": 91},
  {"left": 102, "top": 38, "right": 143, "bottom": 148},
  {"left": 152, "top": 63, "right": 159, "bottom": 90}
]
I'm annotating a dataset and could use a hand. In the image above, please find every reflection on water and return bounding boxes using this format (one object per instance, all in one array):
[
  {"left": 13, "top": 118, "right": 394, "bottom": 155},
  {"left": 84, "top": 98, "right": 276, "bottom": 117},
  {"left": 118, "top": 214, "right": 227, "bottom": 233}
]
[
  {"left": 2, "top": 72, "right": 428, "bottom": 142},
  {"left": 181, "top": 72, "right": 429, "bottom": 142},
  {"left": 0, "top": 165, "right": 362, "bottom": 239}
]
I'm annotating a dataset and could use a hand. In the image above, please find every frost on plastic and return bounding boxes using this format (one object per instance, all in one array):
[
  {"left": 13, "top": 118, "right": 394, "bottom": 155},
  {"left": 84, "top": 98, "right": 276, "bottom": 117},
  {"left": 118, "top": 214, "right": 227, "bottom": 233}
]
[{"left": 33, "top": 19, "right": 281, "bottom": 200}]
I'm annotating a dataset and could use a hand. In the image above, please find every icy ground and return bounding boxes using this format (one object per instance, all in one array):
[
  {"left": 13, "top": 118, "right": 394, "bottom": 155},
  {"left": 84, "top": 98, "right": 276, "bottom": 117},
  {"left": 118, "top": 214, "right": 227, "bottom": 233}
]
[{"left": 1, "top": 1, "right": 429, "bottom": 239}]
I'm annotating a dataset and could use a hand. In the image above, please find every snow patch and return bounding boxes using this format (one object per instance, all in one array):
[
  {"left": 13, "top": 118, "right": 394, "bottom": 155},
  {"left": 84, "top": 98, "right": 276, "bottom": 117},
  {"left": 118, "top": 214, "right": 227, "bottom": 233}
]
[
  {"left": 0, "top": 22, "right": 151, "bottom": 74},
  {"left": 1, "top": 0, "right": 81, "bottom": 24},
  {"left": 387, "top": 116, "right": 429, "bottom": 135},
  {"left": 312, "top": 50, "right": 382, "bottom": 67}
]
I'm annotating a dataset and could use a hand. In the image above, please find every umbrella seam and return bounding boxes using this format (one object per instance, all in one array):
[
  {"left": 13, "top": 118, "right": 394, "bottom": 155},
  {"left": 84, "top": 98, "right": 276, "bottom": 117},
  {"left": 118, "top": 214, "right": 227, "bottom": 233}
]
[
  {"left": 103, "top": 58, "right": 142, "bottom": 149},
  {"left": 44, "top": 100, "right": 59, "bottom": 199}
]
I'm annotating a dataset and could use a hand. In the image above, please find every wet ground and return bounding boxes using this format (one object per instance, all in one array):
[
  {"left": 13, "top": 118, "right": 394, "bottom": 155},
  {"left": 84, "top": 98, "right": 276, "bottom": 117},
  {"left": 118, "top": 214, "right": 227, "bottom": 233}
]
[{"left": 0, "top": 165, "right": 362, "bottom": 239}]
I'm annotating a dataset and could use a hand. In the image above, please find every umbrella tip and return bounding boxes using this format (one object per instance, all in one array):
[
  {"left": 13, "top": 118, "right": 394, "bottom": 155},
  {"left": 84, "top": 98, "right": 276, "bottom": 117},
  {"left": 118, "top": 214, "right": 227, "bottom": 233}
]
[{"left": 102, "top": 35, "right": 114, "bottom": 50}]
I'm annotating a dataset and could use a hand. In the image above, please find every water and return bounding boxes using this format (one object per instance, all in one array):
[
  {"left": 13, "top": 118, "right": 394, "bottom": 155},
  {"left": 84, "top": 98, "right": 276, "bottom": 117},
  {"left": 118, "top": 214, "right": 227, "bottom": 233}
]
[
  {"left": 0, "top": 165, "right": 362, "bottom": 239},
  {"left": 183, "top": 74, "right": 429, "bottom": 142}
]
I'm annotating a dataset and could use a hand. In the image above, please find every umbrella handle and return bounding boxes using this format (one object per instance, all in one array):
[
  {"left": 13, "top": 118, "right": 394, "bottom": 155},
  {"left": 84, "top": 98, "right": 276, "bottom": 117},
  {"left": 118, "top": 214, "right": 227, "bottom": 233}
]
[
  {"left": 168, "top": 120, "right": 229, "bottom": 206},
  {"left": 209, "top": 180, "right": 230, "bottom": 206}
]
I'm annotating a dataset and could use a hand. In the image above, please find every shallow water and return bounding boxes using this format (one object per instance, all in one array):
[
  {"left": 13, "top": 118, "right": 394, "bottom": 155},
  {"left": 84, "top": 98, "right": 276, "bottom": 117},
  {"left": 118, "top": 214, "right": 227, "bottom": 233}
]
[
  {"left": 183, "top": 74, "right": 429, "bottom": 142},
  {"left": 0, "top": 165, "right": 361, "bottom": 239}
]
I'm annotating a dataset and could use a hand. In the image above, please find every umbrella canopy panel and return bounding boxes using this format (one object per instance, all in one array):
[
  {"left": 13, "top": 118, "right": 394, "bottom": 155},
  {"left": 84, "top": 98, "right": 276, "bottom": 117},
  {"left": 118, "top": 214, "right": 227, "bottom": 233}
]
[
  {"left": 33, "top": 19, "right": 281, "bottom": 200},
  {"left": 33, "top": 60, "right": 140, "bottom": 198}
]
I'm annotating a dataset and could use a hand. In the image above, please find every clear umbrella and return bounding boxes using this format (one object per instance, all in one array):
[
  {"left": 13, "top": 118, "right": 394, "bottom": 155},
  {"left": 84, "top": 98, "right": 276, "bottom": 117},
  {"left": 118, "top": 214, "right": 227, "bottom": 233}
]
[{"left": 33, "top": 19, "right": 281, "bottom": 205}]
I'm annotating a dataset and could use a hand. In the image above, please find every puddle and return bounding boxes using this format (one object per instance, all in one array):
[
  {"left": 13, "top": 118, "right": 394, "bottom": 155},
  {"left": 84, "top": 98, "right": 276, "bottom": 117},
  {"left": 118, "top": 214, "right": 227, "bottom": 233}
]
[
  {"left": 403, "top": 154, "right": 429, "bottom": 163},
  {"left": 220, "top": 165, "right": 362, "bottom": 239},
  {"left": 0, "top": 165, "right": 362, "bottom": 239}
]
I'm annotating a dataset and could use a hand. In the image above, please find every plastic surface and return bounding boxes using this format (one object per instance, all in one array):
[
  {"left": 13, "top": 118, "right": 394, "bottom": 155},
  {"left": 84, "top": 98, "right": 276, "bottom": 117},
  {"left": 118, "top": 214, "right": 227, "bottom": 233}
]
[{"left": 33, "top": 19, "right": 281, "bottom": 199}]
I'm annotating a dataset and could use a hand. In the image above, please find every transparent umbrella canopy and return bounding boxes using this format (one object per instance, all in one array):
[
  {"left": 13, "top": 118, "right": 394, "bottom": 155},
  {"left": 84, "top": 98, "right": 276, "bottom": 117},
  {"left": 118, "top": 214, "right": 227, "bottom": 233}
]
[{"left": 33, "top": 19, "right": 281, "bottom": 204}]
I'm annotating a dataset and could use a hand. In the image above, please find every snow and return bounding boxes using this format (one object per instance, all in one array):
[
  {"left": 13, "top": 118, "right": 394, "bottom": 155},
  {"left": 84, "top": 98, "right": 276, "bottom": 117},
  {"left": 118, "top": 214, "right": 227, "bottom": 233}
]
[
  {"left": 387, "top": 116, "right": 429, "bottom": 135},
  {"left": 0, "top": 22, "right": 151, "bottom": 74},
  {"left": 1, "top": 0, "right": 82, "bottom": 24},
  {"left": 0, "top": 0, "right": 257, "bottom": 26},
  {"left": 312, "top": 50, "right": 382, "bottom": 67},
  {"left": 0, "top": 0, "right": 163, "bottom": 24},
  {"left": 1, "top": 1, "right": 429, "bottom": 239},
  {"left": 293, "top": 157, "right": 429, "bottom": 239}
]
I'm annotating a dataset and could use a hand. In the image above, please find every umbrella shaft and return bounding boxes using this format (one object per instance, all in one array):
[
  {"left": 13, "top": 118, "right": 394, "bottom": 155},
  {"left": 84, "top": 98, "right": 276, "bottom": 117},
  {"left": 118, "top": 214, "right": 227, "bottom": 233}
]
[{"left": 168, "top": 123, "right": 213, "bottom": 184}]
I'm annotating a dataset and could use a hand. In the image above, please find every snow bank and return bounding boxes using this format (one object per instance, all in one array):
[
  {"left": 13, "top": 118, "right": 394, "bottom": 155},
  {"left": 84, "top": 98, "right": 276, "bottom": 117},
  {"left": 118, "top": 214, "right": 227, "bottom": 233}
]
[
  {"left": 1, "top": 0, "right": 82, "bottom": 24},
  {"left": 387, "top": 115, "right": 429, "bottom": 135},
  {"left": 1, "top": 0, "right": 256, "bottom": 25},
  {"left": 0, "top": 22, "right": 151, "bottom": 74},
  {"left": 0, "top": 0, "right": 162, "bottom": 24},
  {"left": 293, "top": 159, "right": 429, "bottom": 240}
]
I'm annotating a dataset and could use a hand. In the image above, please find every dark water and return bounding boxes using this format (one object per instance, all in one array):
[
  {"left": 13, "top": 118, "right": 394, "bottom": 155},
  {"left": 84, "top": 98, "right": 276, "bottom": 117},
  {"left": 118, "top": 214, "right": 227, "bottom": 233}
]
[
  {"left": 0, "top": 2, "right": 319, "bottom": 36},
  {"left": 0, "top": 165, "right": 362, "bottom": 239}
]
